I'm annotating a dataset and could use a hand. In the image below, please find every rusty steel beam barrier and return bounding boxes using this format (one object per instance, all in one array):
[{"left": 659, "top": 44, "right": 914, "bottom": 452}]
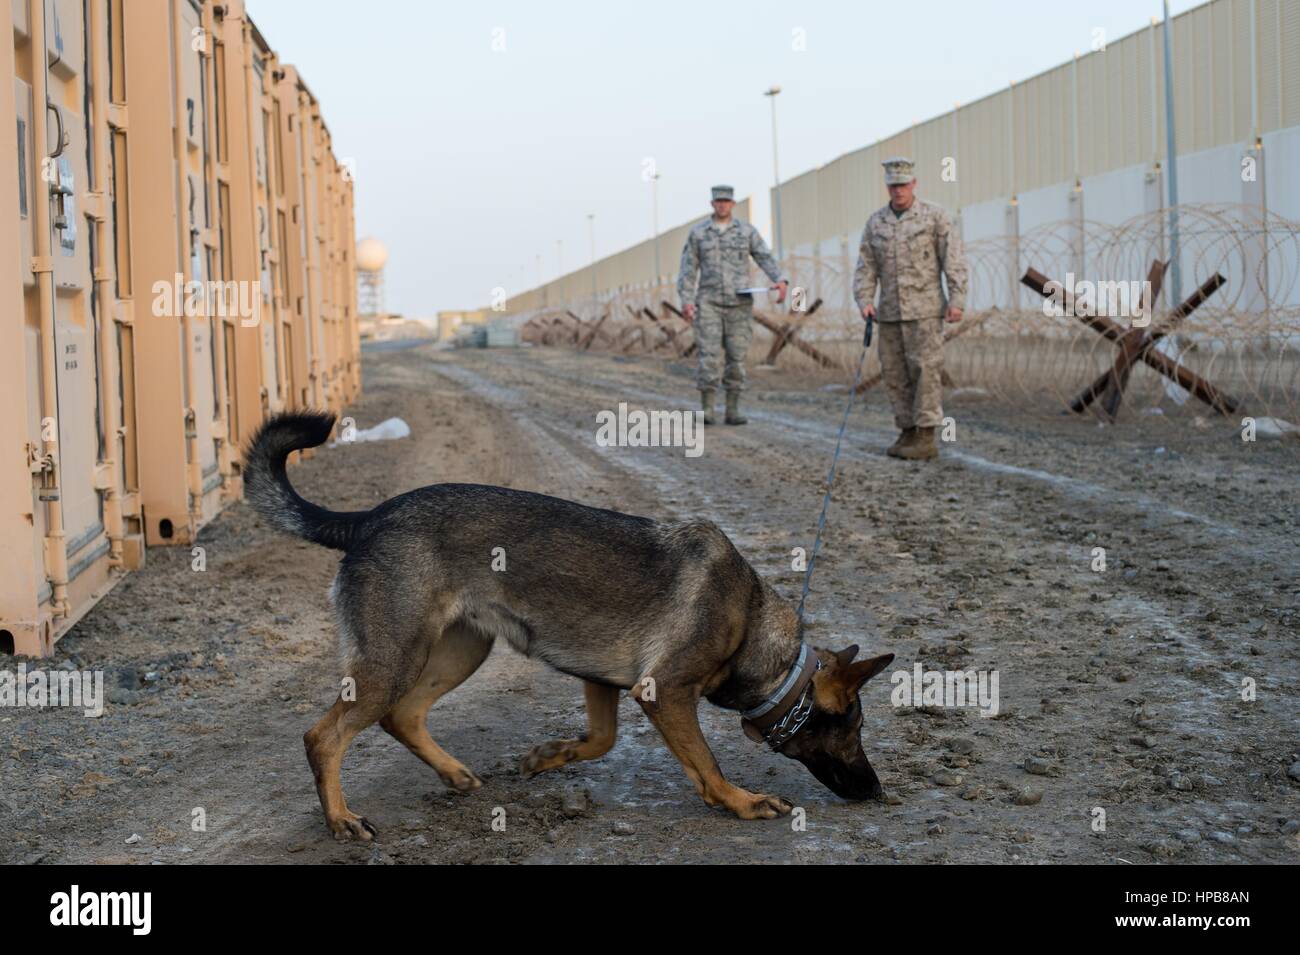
[{"left": 1022, "top": 267, "right": 1239, "bottom": 416}]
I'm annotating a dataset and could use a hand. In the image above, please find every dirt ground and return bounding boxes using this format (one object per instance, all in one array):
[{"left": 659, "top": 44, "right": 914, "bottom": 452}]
[{"left": 3, "top": 340, "right": 1297, "bottom": 864}]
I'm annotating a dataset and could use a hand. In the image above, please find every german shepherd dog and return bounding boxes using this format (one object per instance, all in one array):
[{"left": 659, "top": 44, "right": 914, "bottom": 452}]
[{"left": 243, "top": 412, "right": 894, "bottom": 840}]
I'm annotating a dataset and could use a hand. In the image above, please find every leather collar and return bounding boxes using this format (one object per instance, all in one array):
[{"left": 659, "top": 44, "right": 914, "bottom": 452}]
[{"left": 740, "top": 644, "right": 820, "bottom": 748}]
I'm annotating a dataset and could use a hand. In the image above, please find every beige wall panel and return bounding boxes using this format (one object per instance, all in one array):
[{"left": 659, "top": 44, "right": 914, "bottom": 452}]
[
  {"left": 913, "top": 115, "right": 954, "bottom": 211},
  {"left": 781, "top": 168, "right": 817, "bottom": 251},
  {"left": 816, "top": 156, "right": 845, "bottom": 243},
  {"left": 1283, "top": 0, "right": 1300, "bottom": 129},
  {"left": 1231, "top": 0, "right": 1252, "bottom": 142}
]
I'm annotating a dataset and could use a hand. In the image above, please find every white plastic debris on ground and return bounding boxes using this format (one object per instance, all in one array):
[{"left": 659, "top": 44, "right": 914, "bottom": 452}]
[
  {"left": 1253, "top": 416, "right": 1300, "bottom": 441},
  {"left": 331, "top": 417, "right": 411, "bottom": 447}
]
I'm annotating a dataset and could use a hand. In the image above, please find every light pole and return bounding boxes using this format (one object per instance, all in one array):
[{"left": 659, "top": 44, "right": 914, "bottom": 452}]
[
  {"left": 587, "top": 213, "right": 597, "bottom": 300},
  {"left": 1161, "top": 0, "right": 1182, "bottom": 304},
  {"left": 764, "top": 85, "right": 783, "bottom": 261},
  {"left": 556, "top": 239, "right": 563, "bottom": 280},
  {"left": 650, "top": 171, "right": 662, "bottom": 284}
]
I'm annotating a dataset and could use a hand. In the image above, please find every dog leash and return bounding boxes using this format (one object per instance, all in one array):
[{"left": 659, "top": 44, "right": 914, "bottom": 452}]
[
  {"left": 795, "top": 316, "right": 873, "bottom": 624},
  {"left": 743, "top": 319, "right": 870, "bottom": 749}
]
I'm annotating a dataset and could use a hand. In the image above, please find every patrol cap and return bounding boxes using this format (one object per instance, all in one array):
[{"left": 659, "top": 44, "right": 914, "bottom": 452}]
[
  {"left": 882, "top": 157, "right": 916, "bottom": 185},
  {"left": 711, "top": 184, "right": 736, "bottom": 201}
]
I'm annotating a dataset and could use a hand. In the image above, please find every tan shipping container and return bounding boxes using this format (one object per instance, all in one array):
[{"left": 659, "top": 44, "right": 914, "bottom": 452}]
[
  {"left": 123, "top": 0, "right": 237, "bottom": 546},
  {"left": 269, "top": 60, "right": 360, "bottom": 417},
  {"left": 123, "top": 0, "right": 358, "bottom": 544},
  {"left": 1, "top": 0, "right": 146, "bottom": 656},
  {"left": 3, "top": 0, "right": 359, "bottom": 656},
  {"left": 286, "top": 66, "right": 360, "bottom": 414}
]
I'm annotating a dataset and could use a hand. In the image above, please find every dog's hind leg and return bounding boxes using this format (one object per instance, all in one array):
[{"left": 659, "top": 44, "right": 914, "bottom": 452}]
[
  {"left": 304, "top": 674, "right": 392, "bottom": 842},
  {"left": 519, "top": 681, "right": 619, "bottom": 777},
  {"left": 379, "top": 623, "right": 493, "bottom": 792}
]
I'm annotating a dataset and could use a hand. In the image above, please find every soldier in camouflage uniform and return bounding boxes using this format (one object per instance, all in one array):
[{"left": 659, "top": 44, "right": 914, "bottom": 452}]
[
  {"left": 853, "top": 158, "right": 968, "bottom": 460},
  {"left": 678, "top": 185, "right": 788, "bottom": 425}
]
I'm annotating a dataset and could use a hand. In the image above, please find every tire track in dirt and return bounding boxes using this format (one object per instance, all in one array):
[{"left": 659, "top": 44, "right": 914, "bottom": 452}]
[{"left": 488, "top": 350, "right": 1285, "bottom": 552}]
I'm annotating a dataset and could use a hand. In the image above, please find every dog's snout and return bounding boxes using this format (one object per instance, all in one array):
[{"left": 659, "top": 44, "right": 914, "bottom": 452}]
[{"left": 801, "top": 752, "right": 883, "bottom": 801}]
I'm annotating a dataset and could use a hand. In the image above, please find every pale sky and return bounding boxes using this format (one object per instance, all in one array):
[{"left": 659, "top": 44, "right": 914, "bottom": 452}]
[{"left": 248, "top": 0, "right": 1204, "bottom": 315}]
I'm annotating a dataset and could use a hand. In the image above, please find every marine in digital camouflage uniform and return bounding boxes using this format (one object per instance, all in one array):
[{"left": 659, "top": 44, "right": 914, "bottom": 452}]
[
  {"left": 677, "top": 185, "right": 788, "bottom": 425},
  {"left": 853, "top": 157, "right": 968, "bottom": 460}
]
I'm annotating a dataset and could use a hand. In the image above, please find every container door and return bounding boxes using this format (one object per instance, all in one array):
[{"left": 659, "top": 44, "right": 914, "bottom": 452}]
[
  {"left": 179, "top": 0, "right": 220, "bottom": 502},
  {"left": 46, "top": 1, "right": 105, "bottom": 577}
]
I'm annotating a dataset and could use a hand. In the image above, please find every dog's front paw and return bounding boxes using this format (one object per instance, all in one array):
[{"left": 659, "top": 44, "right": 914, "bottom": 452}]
[
  {"left": 440, "top": 766, "right": 483, "bottom": 792},
  {"left": 730, "top": 792, "right": 794, "bottom": 820},
  {"left": 328, "top": 810, "right": 378, "bottom": 842}
]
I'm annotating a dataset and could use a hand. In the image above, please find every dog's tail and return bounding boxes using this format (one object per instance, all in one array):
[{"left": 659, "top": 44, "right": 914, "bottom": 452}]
[{"left": 242, "top": 411, "right": 366, "bottom": 551}]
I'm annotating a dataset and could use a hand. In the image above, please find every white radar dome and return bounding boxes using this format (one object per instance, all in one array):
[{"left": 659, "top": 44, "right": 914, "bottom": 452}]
[{"left": 356, "top": 237, "right": 388, "bottom": 273}]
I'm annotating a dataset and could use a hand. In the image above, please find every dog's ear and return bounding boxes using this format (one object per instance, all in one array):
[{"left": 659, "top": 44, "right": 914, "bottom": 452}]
[
  {"left": 814, "top": 651, "right": 895, "bottom": 712},
  {"left": 845, "top": 653, "right": 894, "bottom": 690}
]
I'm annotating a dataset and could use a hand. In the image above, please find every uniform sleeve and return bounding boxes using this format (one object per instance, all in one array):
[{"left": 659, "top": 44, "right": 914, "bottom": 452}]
[
  {"left": 936, "top": 210, "right": 968, "bottom": 312},
  {"left": 677, "top": 230, "right": 700, "bottom": 306},
  {"left": 748, "top": 227, "right": 785, "bottom": 284},
  {"left": 852, "top": 220, "right": 878, "bottom": 311}
]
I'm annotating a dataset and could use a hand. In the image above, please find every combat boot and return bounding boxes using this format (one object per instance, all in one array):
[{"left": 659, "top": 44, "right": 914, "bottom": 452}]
[
  {"left": 700, "top": 390, "right": 717, "bottom": 426},
  {"left": 886, "top": 428, "right": 916, "bottom": 458},
  {"left": 725, "top": 391, "right": 747, "bottom": 425},
  {"left": 896, "top": 426, "right": 938, "bottom": 460}
]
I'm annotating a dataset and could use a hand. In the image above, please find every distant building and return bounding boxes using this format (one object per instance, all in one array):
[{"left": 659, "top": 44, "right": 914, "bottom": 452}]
[{"left": 436, "top": 310, "right": 490, "bottom": 341}]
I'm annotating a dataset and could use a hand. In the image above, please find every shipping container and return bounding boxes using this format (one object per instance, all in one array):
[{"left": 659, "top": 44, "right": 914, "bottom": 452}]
[
  {"left": 2, "top": 0, "right": 359, "bottom": 656},
  {"left": 1, "top": 0, "right": 146, "bottom": 656},
  {"left": 290, "top": 68, "right": 360, "bottom": 415},
  {"left": 123, "top": 0, "right": 236, "bottom": 546}
]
